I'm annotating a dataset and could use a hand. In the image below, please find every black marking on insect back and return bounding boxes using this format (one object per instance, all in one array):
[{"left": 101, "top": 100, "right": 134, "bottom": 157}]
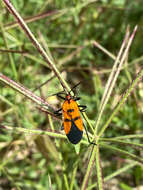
[
  {"left": 73, "top": 116, "right": 80, "bottom": 121},
  {"left": 64, "top": 118, "right": 70, "bottom": 122},
  {"left": 73, "top": 97, "right": 80, "bottom": 101},
  {"left": 67, "top": 109, "right": 74, "bottom": 113},
  {"left": 67, "top": 120, "right": 83, "bottom": 144}
]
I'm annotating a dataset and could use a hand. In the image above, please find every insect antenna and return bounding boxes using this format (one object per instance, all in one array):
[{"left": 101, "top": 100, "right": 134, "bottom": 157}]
[{"left": 69, "top": 81, "right": 82, "bottom": 93}]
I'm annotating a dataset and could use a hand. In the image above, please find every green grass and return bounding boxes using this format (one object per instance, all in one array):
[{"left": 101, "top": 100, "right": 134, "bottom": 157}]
[{"left": 0, "top": 0, "right": 143, "bottom": 190}]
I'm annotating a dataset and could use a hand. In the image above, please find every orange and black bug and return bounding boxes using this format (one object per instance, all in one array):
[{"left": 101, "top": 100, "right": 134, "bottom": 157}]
[{"left": 54, "top": 83, "right": 95, "bottom": 145}]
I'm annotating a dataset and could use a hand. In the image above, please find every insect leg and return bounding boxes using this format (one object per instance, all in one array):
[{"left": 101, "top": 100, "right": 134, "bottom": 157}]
[
  {"left": 61, "top": 124, "right": 64, "bottom": 130},
  {"left": 74, "top": 97, "right": 81, "bottom": 101},
  {"left": 54, "top": 108, "right": 62, "bottom": 116},
  {"left": 83, "top": 123, "right": 96, "bottom": 145},
  {"left": 69, "top": 81, "right": 82, "bottom": 93},
  {"left": 57, "top": 93, "right": 66, "bottom": 100},
  {"left": 78, "top": 105, "right": 87, "bottom": 112}
]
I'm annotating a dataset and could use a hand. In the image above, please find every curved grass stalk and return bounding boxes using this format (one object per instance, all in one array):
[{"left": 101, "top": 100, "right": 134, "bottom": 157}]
[
  {"left": 101, "top": 138, "right": 143, "bottom": 150},
  {"left": 107, "top": 134, "right": 143, "bottom": 140},
  {"left": 95, "top": 145, "right": 104, "bottom": 190}
]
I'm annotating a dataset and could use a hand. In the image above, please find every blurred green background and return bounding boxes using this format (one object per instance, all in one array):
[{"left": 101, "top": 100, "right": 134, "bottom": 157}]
[{"left": 0, "top": 0, "right": 143, "bottom": 189}]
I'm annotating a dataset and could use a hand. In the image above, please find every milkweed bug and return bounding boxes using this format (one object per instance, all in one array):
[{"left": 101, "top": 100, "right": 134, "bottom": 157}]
[{"left": 54, "top": 83, "right": 95, "bottom": 145}]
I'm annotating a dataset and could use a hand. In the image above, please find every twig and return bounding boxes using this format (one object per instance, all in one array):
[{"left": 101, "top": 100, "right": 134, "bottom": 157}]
[{"left": 3, "top": 0, "right": 70, "bottom": 92}]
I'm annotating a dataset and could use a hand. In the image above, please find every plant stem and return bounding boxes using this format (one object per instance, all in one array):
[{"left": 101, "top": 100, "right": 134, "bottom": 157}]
[{"left": 3, "top": 0, "right": 70, "bottom": 92}]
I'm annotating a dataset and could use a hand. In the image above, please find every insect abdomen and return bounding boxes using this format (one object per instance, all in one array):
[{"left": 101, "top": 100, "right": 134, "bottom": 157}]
[{"left": 66, "top": 120, "right": 83, "bottom": 144}]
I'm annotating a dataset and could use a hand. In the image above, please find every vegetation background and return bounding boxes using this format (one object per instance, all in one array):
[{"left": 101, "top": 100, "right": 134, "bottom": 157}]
[{"left": 0, "top": 0, "right": 143, "bottom": 189}]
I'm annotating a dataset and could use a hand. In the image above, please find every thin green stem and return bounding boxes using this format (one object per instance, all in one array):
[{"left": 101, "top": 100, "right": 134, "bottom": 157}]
[
  {"left": 0, "top": 124, "right": 65, "bottom": 139},
  {"left": 101, "top": 143, "right": 143, "bottom": 164},
  {"left": 0, "top": 124, "right": 88, "bottom": 145},
  {"left": 105, "top": 134, "right": 143, "bottom": 140},
  {"left": 81, "top": 146, "right": 97, "bottom": 190},
  {"left": 0, "top": 22, "right": 17, "bottom": 80},
  {"left": 70, "top": 164, "right": 78, "bottom": 190},
  {"left": 95, "top": 145, "right": 104, "bottom": 190},
  {"left": 64, "top": 174, "right": 70, "bottom": 190},
  {"left": 101, "top": 138, "right": 143, "bottom": 148}
]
